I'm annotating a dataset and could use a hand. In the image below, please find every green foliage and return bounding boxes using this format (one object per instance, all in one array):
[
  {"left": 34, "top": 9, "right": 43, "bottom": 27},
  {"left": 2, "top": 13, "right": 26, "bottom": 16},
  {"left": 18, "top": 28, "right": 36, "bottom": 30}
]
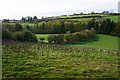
[
  {"left": 97, "top": 19, "right": 114, "bottom": 34},
  {"left": 21, "top": 30, "right": 38, "bottom": 42},
  {"left": 87, "top": 18, "right": 95, "bottom": 29},
  {"left": 15, "top": 23, "right": 23, "bottom": 31},
  {"left": 48, "top": 29, "right": 95, "bottom": 44},
  {"left": 48, "top": 35, "right": 55, "bottom": 43},
  {"left": 39, "top": 37, "right": 45, "bottom": 42},
  {"left": 2, "top": 23, "right": 15, "bottom": 32},
  {"left": 2, "top": 19, "right": 10, "bottom": 23},
  {"left": 48, "top": 34, "right": 65, "bottom": 44},
  {"left": 36, "top": 34, "right": 49, "bottom": 42},
  {"left": 2, "top": 29, "right": 15, "bottom": 40},
  {"left": 53, "top": 34, "right": 64, "bottom": 44}
]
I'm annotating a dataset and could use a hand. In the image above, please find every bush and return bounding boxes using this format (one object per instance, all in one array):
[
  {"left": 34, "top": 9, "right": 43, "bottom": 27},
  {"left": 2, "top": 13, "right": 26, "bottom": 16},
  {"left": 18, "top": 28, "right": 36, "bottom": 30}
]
[
  {"left": 48, "top": 35, "right": 56, "bottom": 43},
  {"left": 48, "top": 34, "right": 64, "bottom": 44},
  {"left": 2, "top": 29, "right": 15, "bottom": 40},
  {"left": 48, "top": 29, "right": 95, "bottom": 44},
  {"left": 64, "top": 33, "right": 74, "bottom": 44},
  {"left": 15, "top": 30, "right": 38, "bottom": 42},
  {"left": 14, "top": 32, "right": 24, "bottom": 41},
  {"left": 54, "top": 34, "right": 64, "bottom": 44},
  {"left": 40, "top": 37, "right": 45, "bottom": 42}
]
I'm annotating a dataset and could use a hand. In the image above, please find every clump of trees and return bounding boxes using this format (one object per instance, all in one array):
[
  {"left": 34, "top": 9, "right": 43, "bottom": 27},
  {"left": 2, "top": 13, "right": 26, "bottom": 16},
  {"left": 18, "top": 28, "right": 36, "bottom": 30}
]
[
  {"left": 48, "top": 29, "right": 95, "bottom": 44},
  {"left": 14, "top": 30, "right": 38, "bottom": 42},
  {"left": 2, "top": 29, "right": 38, "bottom": 42},
  {"left": 2, "top": 18, "right": 119, "bottom": 43},
  {"left": 87, "top": 18, "right": 116, "bottom": 35},
  {"left": 2, "top": 18, "right": 118, "bottom": 35}
]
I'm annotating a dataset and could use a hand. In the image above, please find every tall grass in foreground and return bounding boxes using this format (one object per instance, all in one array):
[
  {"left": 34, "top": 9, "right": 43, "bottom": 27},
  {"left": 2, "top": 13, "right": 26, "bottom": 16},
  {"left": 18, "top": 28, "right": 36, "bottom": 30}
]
[{"left": 2, "top": 40, "right": 119, "bottom": 78}]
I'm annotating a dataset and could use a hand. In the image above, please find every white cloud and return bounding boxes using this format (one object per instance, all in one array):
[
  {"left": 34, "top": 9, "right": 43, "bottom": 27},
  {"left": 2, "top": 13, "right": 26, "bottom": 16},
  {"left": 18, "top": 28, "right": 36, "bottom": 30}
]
[{"left": 0, "top": 0, "right": 119, "bottom": 19}]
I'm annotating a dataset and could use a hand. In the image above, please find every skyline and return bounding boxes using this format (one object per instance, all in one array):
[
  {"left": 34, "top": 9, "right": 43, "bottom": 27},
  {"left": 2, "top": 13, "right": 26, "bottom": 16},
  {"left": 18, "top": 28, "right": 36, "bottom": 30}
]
[{"left": 0, "top": 0, "right": 119, "bottom": 19}]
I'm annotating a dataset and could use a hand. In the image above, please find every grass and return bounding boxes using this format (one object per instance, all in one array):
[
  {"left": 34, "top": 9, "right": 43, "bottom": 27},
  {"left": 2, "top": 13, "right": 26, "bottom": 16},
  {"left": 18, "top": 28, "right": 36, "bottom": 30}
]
[
  {"left": 67, "top": 18, "right": 95, "bottom": 21},
  {"left": 2, "top": 41, "right": 119, "bottom": 78},
  {"left": 36, "top": 34, "right": 49, "bottom": 42},
  {"left": 47, "top": 14, "right": 119, "bottom": 22},
  {"left": 36, "top": 34, "right": 119, "bottom": 51},
  {"left": 20, "top": 22, "right": 35, "bottom": 26},
  {"left": 69, "top": 34, "right": 119, "bottom": 51},
  {"left": 50, "top": 14, "right": 108, "bottom": 19},
  {"left": 104, "top": 16, "right": 119, "bottom": 22}
]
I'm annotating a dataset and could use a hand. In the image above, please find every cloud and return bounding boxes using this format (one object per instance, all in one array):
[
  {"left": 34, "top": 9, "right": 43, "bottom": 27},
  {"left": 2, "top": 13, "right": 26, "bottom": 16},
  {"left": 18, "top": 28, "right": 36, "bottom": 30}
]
[{"left": 0, "top": 0, "right": 118, "bottom": 19}]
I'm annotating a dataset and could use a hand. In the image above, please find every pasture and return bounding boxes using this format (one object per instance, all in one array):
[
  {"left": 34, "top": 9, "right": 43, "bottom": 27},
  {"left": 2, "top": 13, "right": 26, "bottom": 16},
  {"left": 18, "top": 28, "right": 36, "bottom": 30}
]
[
  {"left": 47, "top": 14, "right": 119, "bottom": 22},
  {"left": 36, "top": 34, "right": 49, "bottom": 42},
  {"left": 36, "top": 34, "right": 119, "bottom": 51},
  {"left": 2, "top": 40, "right": 119, "bottom": 78},
  {"left": 69, "top": 34, "right": 119, "bottom": 51}
]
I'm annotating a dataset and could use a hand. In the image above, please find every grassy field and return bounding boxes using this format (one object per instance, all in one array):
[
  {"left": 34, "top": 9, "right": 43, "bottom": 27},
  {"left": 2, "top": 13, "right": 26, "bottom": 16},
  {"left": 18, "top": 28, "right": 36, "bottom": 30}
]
[
  {"left": 36, "top": 34, "right": 49, "bottom": 42},
  {"left": 69, "top": 34, "right": 119, "bottom": 51},
  {"left": 2, "top": 41, "right": 119, "bottom": 78},
  {"left": 36, "top": 34, "right": 119, "bottom": 51},
  {"left": 104, "top": 16, "right": 119, "bottom": 22},
  {"left": 49, "top": 14, "right": 108, "bottom": 19},
  {"left": 47, "top": 14, "right": 119, "bottom": 22},
  {"left": 20, "top": 22, "right": 35, "bottom": 26}
]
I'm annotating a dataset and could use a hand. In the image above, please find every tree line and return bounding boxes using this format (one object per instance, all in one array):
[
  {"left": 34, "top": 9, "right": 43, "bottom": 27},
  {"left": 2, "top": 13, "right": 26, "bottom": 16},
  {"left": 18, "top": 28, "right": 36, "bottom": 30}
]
[
  {"left": 2, "top": 18, "right": 120, "bottom": 42},
  {"left": 3, "top": 18, "right": 119, "bottom": 36}
]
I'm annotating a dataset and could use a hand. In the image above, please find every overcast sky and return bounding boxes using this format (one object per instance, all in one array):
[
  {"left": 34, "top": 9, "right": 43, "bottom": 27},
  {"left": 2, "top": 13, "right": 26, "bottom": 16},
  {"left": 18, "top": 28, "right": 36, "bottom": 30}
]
[{"left": 0, "top": 0, "right": 119, "bottom": 19}]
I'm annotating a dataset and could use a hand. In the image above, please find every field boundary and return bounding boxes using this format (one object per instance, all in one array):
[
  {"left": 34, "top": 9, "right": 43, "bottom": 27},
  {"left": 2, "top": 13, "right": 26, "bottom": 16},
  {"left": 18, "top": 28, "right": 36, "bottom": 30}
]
[{"left": 2, "top": 40, "right": 120, "bottom": 54}]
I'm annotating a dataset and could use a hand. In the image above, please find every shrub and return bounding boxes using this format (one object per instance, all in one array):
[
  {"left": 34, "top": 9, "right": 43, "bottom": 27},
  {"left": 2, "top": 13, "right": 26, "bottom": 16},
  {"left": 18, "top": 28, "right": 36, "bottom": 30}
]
[
  {"left": 54, "top": 34, "right": 64, "bottom": 44},
  {"left": 14, "top": 30, "right": 38, "bottom": 42},
  {"left": 2, "top": 29, "right": 15, "bottom": 40},
  {"left": 48, "top": 29, "right": 95, "bottom": 44},
  {"left": 48, "top": 34, "right": 64, "bottom": 44},
  {"left": 14, "top": 32, "right": 24, "bottom": 41},
  {"left": 64, "top": 33, "right": 74, "bottom": 44},
  {"left": 48, "top": 35, "right": 56, "bottom": 43},
  {"left": 15, "top": 23, "right": 23, "bottom": 31},
  {"left": 22, "top": 30, "right": 38, "bottom": 42},
  {"left": 40, "top": 37, "right": 45, "bottom": 42}
]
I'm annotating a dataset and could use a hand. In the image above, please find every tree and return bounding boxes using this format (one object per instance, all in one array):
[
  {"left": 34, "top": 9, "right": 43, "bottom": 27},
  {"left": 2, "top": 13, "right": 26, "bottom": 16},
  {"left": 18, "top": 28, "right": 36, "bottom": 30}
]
[
  {"left": 87, "top": 18, "right": 95, "bottom": 30},
  {"left": 21, "top": 17, "right": 26, "bottom": 22},
  {"left": 61, "top": 21, "right": 65, "bottom": 33},
  {"left": 2, "top": 29, "right": 15, "bottom": 40},
  {"left": 69, "top": 22, "right": 74, "bottom": 33},
  {"left": 15, "top": 23, "right": 23, "bottom": 31},
  {"left": 2, "top": 19, "right": 10, "bottom": 23},
  {"left": 42, "top": 22, "right": 45, "bottom": 29},
  {"left": 33, "top": 16, "right": 38, "bottom": 20},
  {"left": 28, "top": 17, "right": 33, "bottom": 23},
  {"left": 98, "top": 19, "right": 114, "bottom": 34},
  {"left": 51, "top": 23, "right": 56, "bottom": 33},
  {"left": 26, "top": 25, "right": 30, "bottom": 31}
]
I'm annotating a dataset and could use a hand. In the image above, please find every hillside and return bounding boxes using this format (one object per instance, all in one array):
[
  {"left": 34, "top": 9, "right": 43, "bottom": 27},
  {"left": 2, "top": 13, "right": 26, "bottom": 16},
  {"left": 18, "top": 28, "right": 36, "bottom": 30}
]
[
  {"left": 69, "top": 34, "right": 119, "bottom": 51},
  {"left": 2, "top": 40, "right": 119, "bottom": 78},
  {"left": 46, "top": 14, "right": 119, "bottom": 22},
  {"left": 36, "top": 34, "right": 119, "bottom": 51}
]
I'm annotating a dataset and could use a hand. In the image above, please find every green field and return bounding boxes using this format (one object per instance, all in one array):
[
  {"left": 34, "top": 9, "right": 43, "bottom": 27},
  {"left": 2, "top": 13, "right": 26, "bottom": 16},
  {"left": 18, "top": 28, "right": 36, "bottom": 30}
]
[
  {"left": 36, "top": 34, "right": 49, "bottom": 42},
  {"left": 69, "top": 34, "right": 119, "bottom": 51},
  {"left": 20, "top": 22, "right": 35, "bottom": 26},
  {"left": 49, "top": 14, "right": 108, "bottom": 19},
  {"left": 36, "top": 34, "right": 119, "bottom": 51},
  {"left": 2, "top": 41, "right": 119, "bottom": 78},
  {"left": 47, "top": 14, "right": 119, "bottom": 22},
  {"left": 104, "top": 16, "right": 119, "bottom": 22}
]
